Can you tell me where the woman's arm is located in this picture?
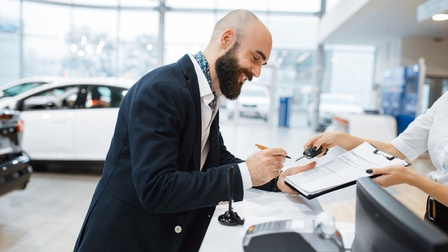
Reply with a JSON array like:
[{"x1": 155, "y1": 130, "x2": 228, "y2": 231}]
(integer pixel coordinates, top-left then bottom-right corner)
[
  {"x1": 305, "y1": 131, "x2": 407, "y2": 160},
  {"x1": 370, "y1": 166, "x2": 448, "y2": 207}
]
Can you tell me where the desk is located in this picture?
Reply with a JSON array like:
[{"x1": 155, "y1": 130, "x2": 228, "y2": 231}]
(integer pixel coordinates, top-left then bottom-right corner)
[
  {"x1": 199, "y1": 188, "x2": 325, "y2": 252},
  {"x1": 329, "y1": 113, "x2": 397, "y2": 142}
]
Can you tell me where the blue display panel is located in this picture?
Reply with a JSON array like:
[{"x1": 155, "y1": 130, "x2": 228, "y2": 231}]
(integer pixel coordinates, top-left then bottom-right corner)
[{"x1": 381, "y1": 63, "x2": 421, "y2": 134}]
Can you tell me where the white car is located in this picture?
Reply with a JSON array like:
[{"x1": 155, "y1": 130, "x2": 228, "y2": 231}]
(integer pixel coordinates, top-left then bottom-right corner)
[
  {"x1": 226, "y1": 84, "x2": 270, "y2": 121},
  {"x1": 0, "y1": 77, "x2": 136, "y2": 170},
  {"x1": 307, "y1": 93, "x2": 364, "y2": 129}
]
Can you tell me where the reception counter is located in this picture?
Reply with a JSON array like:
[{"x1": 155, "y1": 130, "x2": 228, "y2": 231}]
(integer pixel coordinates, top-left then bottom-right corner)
[{"x1": 199, "y1": 188, "x2": 353, "y2": 251}]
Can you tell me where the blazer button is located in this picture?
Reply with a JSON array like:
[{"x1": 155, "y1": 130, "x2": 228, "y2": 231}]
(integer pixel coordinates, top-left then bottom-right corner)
[{"x1": 174, "y1": 225, "x2": 182, "y2": 233}]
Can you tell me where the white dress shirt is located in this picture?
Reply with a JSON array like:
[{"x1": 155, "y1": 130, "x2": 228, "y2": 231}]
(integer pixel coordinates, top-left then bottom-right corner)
[
  {"x1": 188, "y1": 54, "x2": 253, "y2": 189},
  {"x1": 391, "y1": 91, "x2": 448, "y2": 185}
]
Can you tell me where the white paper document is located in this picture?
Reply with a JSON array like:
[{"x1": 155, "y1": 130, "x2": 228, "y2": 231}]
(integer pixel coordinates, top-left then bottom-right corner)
[{"x1": 285, "y1": 142, "x2": 410, "y2": 199}]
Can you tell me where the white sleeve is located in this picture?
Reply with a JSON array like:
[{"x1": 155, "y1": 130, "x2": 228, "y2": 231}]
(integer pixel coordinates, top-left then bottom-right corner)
[
  {"x1": 237, "y1": 162, "x2": 253, "y2": 190},
  {"x1": 391, "y1": 93, "x2": 441, "y2": 161}
]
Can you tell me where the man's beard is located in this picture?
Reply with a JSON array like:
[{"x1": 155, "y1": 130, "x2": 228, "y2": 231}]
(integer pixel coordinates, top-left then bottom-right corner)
[{"x1": 215, "y1": 43, "x2": 253, "y2": 100}]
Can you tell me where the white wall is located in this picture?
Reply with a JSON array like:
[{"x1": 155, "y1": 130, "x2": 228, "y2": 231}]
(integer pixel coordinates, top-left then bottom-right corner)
[
  {"x1": 401, "y1": 38, "x2": 448, "y2": 77},
  {"x1": 373, "y1": 37, "x2": 448, "y2": 87},
  {"x1": 318, "y1": 0, "x2": 370, "y2": 43},
  {"x1": 373, "y1": 38, "x2": 402, "y2": 84}
]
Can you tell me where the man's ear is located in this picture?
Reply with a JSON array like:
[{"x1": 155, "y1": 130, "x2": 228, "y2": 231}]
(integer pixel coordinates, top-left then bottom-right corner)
[{"x1": 220, "y1": 28, "x2": 235, "y2": 49}]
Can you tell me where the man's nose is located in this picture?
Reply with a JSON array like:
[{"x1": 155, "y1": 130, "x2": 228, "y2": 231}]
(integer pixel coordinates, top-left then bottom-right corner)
[{"x1": 252, "y1": 65, "x2": 261, "y2": 78}]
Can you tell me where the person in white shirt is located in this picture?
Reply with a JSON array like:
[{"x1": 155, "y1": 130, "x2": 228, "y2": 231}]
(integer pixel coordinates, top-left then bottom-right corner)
[{"x1": 304, "y1": 91, "x2": 448, "y2": 234}]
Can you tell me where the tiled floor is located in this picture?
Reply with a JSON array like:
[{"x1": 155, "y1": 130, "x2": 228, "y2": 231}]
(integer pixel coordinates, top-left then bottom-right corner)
[
  {"x1": 0, "y1": 173, "x2": 100, "y2": 252},
  {"x1": 0, "y1": 110, "x2": 435, "y2": 251}
]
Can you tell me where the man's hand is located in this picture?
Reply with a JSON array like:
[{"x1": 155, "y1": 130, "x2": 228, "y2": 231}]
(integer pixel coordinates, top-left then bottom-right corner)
[
  {"x1": 246, "y1": 147, "x2": 288, "y2": 186},
  {"x1": 277, "y1": 161, "x2": 317, "y2": 194}
]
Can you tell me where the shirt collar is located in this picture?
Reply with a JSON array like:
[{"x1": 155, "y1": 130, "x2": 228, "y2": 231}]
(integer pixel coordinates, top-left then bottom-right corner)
[
  {"x1": 188, "y1": 54, "x2": 214, "y2": 102},
  {"x1": 193, "y1": 51, "x2": 212, "y2": 88}
]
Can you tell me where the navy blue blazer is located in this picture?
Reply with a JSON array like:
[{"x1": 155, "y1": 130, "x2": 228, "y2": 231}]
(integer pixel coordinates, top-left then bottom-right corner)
[{"x1": 74, "y1": 55, "x2": 249, "y2": 252}]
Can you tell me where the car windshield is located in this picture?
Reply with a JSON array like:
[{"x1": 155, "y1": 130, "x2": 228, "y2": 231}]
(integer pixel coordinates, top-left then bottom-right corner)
[{"x1": 2, "y1": 82, "x2": 49, "y2": 97}]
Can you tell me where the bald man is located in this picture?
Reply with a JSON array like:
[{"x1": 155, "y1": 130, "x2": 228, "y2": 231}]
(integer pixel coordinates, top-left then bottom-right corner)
[{"x1": 74, "y1": 9, "x2": 315, "y2": 252}]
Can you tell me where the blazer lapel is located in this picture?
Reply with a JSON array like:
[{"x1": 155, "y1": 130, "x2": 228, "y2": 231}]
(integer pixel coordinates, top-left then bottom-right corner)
[
  {"x1": 178, "y1": 55, "x2": 202, "y2": 171},
  {"x1": 205, "y1": 113, "x2": 220, "y2": 168}
]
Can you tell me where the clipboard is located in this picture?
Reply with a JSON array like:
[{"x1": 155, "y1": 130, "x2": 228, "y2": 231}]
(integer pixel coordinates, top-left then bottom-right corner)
[{"x1": 285, "y1": 142, "x2": 411, "y2": 199}]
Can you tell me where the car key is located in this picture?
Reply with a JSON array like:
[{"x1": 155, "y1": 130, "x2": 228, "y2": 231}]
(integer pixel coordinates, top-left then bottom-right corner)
[{"x1": 295, "y1": 146, "x2": 327, "y2": 162}]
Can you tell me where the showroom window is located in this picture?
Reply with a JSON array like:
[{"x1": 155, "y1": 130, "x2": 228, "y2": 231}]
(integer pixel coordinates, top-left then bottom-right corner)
[
  {"x1": 0, "y1": 0, "x2": 21, "y2": 84},
  {"x1": 22, "y1": 2, "x2": 70, "y2": 77},
  {"x1": 118, "y1": 10, "x2": 159, "y2": 79},
  {"x1": 0, "y1": 0, "x2": 377, "y2": 113}
]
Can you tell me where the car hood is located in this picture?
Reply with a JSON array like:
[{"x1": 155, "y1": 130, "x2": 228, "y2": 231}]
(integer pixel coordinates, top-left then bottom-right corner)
[{"x1": 0, "y1": 97, "x2": 16, "y2": 110}]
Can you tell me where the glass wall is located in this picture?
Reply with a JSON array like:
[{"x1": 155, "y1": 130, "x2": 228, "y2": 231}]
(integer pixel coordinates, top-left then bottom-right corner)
[
  {"x1": 0, "y1": 0, "x2": 160, "y2": 81},
  {"x1": 22, "y1": 2, "x2": 71, "y2": 76},
  {"x1": 0, "y1": 0, "x2": 20, "y2": 84},
  {"x1": 164, "y1": 11, "x2": 215, "y2": 65},
  {"x1": 118, "y1": 10, "x2": 158, "y2": 78},
  {"x1": 324, "y1": 45, "x2": 376, "y2": 109},
  {"x1": 0, "y1": 0, "x2": 376, "y2": 113},
  {"x1": 267, "y1": 15, "x2": 319, "y2": 109}
]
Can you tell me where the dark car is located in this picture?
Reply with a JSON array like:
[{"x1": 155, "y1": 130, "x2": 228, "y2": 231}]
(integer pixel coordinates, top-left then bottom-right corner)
[{"x1": 0, "y1": 109, "x2": 32, "y2": 196}]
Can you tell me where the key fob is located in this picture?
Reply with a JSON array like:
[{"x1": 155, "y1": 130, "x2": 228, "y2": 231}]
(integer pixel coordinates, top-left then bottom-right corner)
[{"x1": 303, "y1": 146, "x2": 324, "y2": 159}]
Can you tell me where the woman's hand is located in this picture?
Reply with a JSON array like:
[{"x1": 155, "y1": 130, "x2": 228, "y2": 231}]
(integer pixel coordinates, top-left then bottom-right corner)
[
  {"x1": 303, "y1": 132, "x2": 341, "y2": 158},
  {"x1": 367, "y1": 165, "x2": 417, "y2": 187},
  {"x1": 303, "y1": 131, "x2": 367, "y2": 156}
]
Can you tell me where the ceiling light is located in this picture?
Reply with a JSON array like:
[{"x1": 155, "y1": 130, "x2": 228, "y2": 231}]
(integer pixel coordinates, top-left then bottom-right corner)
[
  {"x1": 432, "y1": 13, "x2": 448, "y2": 21},
  {"x1": 417, "y1": 0, "x2": 448, "y2": 22}
]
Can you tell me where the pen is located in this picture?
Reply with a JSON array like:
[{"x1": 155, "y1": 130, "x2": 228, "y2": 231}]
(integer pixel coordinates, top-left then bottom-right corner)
[{"x1": 255, "y1": 144, "x2": 291, "y2": 159}]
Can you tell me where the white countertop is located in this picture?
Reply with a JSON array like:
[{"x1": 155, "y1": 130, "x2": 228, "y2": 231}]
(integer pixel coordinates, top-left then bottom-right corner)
[{"x1": 199, "y1": 188, "x2": 326, "y2": 252}]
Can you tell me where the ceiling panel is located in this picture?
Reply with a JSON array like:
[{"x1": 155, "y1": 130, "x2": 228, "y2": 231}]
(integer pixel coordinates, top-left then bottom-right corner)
[{"x1": 319, "y1": 0, "x2": 448, "y2": 45}]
